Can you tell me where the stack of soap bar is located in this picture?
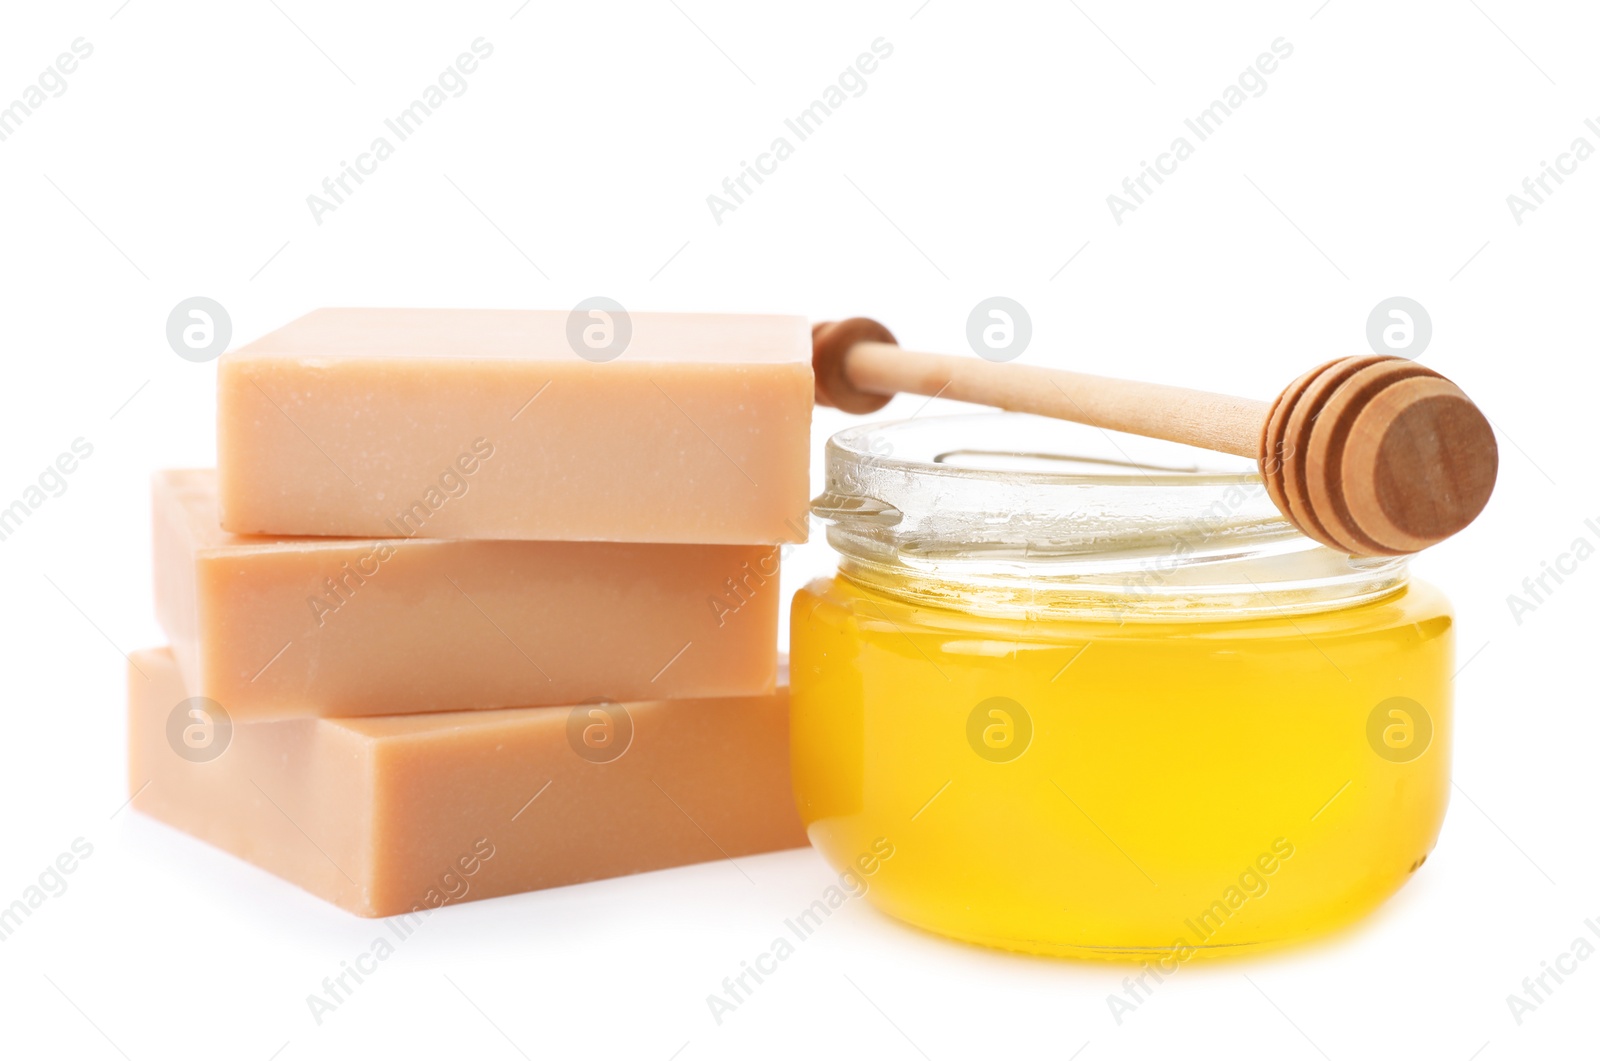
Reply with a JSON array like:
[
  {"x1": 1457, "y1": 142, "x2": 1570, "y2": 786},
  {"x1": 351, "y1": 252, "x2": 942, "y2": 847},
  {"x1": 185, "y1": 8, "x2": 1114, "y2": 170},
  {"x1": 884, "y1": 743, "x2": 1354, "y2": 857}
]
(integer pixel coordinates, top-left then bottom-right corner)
[
  {"x1": 128, "y1": 649, "x2": 805, "y2": 917},
  {"x1": 134, "y1": 308, "x2": 815, "y2": 914},
  {"x1": 154, "y1": 469, "x2": 779, "y2": 716},
  {"x1": 216, "y1": 308, "x2": 813, "y2": 543}
]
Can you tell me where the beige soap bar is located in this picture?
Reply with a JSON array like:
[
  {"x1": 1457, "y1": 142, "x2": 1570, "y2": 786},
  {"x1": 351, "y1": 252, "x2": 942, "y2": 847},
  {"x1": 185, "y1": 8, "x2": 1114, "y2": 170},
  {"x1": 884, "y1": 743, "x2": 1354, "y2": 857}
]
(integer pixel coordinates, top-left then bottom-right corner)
[
  {"x1": 128, "y1": 648, "x2": 807, "y2": 917},
  {"x1": 216, "y1": 308, "x2": 813, "y2": 544},
  {"x1": 155, "y1": 469, "x2": 779, "y2": 718}
]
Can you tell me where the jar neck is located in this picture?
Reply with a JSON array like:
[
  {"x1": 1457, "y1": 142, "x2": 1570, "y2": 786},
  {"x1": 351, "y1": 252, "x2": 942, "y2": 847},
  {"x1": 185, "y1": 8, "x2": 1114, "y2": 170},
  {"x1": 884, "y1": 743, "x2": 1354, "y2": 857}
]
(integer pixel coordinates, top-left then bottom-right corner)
[
  {"x1": 825, "y1": 520, "x2": 1410, "y2": 622},
  {"x1": 816, "y1": 413, "x2": 1411, "y2": 621}
]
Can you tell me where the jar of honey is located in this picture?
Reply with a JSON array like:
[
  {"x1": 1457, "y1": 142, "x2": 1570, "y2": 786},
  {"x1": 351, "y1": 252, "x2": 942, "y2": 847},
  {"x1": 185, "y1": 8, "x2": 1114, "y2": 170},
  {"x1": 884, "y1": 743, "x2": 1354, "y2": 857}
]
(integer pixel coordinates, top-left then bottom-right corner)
[{"x1": 789, "y1": 414, "x2": 1452, "y2": 959}]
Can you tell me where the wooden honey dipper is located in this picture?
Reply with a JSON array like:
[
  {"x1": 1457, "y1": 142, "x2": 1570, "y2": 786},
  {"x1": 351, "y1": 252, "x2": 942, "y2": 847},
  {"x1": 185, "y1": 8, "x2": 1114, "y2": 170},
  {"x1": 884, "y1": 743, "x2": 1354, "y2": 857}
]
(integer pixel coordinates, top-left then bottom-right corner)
[{"x1": 811, "y1": 317, "x2": 1498, "y2": 556}]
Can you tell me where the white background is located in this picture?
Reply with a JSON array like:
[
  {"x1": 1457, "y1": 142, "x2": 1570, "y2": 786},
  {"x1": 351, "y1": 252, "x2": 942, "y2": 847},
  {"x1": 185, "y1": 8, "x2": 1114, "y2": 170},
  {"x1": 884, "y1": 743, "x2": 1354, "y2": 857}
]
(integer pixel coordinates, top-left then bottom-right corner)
[{"x1": 0, "y1": 1, "x2": 1595, "y2": 1058}]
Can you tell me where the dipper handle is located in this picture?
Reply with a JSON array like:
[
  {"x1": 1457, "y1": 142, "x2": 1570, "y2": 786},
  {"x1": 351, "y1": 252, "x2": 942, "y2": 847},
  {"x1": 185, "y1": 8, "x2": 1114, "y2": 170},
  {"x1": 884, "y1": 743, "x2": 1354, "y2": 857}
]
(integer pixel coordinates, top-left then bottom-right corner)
[{"x1": 811, "y1": 318, "x2": 1498, "y2": 556}]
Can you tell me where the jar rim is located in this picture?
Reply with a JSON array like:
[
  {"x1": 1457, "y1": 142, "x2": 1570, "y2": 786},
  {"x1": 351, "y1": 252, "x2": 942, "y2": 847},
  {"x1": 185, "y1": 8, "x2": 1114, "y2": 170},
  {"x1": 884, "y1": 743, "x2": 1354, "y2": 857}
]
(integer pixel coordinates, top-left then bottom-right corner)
[{"x1": 814, "y1": 413, "x2": 1408, "y2": 620}]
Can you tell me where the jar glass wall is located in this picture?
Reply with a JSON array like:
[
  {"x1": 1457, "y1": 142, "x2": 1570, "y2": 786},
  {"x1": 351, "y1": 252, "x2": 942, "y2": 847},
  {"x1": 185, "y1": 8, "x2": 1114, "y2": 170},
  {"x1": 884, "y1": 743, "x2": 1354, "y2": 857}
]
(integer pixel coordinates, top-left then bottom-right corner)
[{"x1": 789, "y1": 415, "x2": 1452, "y2": 960}]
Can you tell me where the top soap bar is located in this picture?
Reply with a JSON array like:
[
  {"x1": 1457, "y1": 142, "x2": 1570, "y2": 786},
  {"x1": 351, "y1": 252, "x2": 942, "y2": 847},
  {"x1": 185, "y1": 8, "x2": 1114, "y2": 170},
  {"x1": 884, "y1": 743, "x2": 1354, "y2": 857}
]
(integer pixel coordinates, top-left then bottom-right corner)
[{"x1": 217, "y1": 309, "x2": 813, "y2": 544}]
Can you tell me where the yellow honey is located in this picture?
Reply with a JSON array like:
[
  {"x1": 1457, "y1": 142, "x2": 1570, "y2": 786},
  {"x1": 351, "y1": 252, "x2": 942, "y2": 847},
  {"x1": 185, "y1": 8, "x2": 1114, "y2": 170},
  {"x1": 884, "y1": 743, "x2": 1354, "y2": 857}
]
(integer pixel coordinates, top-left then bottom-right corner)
[{"x1": 789, "y1": 414, "x2": 1453, "y2": 960}]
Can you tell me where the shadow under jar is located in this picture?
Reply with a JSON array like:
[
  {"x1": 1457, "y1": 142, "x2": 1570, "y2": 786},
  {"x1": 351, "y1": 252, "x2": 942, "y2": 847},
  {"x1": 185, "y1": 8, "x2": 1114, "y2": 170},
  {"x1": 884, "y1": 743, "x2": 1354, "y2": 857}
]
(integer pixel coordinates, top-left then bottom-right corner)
[{"x1": 789, "y1": 414, "x2": 1452, "y2": 960}]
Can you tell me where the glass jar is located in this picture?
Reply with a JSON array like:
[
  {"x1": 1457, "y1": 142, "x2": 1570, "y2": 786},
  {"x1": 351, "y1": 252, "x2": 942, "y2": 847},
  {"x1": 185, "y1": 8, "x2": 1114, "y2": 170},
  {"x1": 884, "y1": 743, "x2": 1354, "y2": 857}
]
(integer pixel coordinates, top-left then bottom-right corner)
[{"x1": 789, "y1": 414, "x2": 1452, "y2": 960}]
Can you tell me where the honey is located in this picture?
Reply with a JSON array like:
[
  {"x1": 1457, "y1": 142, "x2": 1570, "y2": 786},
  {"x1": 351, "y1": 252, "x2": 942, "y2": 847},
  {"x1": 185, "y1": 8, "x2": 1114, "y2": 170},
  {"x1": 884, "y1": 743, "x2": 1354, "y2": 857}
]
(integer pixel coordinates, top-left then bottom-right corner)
[{"x1": 788, "y1": 414, "x2": 1453, "y2": 959}]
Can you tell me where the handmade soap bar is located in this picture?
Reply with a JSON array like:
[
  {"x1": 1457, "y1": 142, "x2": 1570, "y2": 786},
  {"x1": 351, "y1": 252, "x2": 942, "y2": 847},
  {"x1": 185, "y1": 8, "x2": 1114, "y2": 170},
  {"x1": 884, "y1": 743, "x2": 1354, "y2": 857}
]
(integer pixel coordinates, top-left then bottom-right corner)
[
  {"x1": 154, "y1": 469, "x2": 779, "y2": 717},
  {"x1": 216, "y1": 308, "x2": 813, "y2": 544},
  {"x1": 128, "y1": 648, "x2": 806, "y2": 917}
]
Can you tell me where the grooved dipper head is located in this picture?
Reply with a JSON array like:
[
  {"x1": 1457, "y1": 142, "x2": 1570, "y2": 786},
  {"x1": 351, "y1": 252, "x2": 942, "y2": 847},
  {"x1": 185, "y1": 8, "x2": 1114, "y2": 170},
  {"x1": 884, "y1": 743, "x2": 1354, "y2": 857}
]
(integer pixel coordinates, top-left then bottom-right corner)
[{"x1": 1260, "y1": 356, "x2": 1498, "y2": 555}]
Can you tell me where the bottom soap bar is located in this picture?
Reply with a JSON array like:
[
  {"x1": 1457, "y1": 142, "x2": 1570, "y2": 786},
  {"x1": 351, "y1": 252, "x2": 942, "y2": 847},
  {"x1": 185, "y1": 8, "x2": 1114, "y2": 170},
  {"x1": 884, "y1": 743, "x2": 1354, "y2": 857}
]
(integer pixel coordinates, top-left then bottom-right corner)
[{"x1": 127, "y1": 647, "x2": 807, "y2": 917}]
